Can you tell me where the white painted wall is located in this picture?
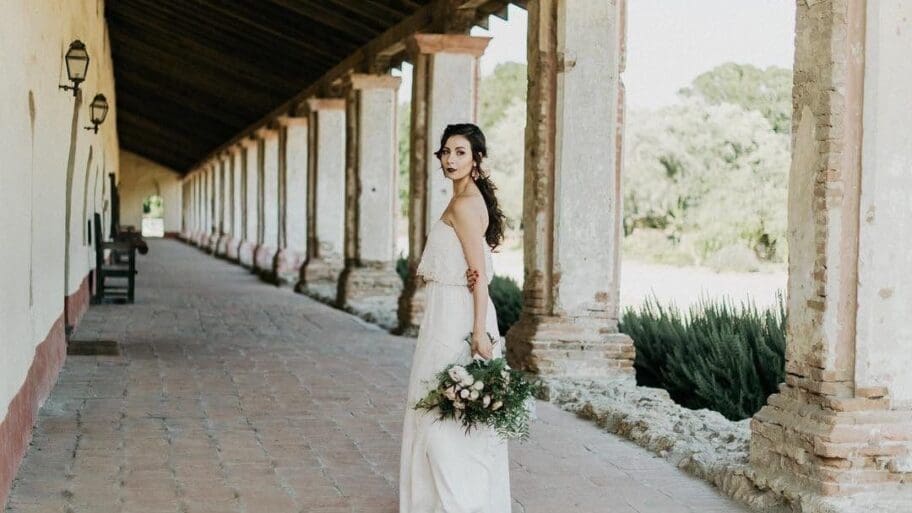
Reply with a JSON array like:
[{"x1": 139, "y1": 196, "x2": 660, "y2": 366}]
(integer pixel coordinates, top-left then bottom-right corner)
[
  {"x1": 0, "y1": 0, "x2": 119, "y2": 424},
  {"x1": 357, "y1": 87, "x2": 398, "y2": 263},
  {"x1": 118, "y1": 150, "x2": 182, "y2": 235},
  {"x1": 856, "y1": 1, "x2": 912, "y2": 408}
]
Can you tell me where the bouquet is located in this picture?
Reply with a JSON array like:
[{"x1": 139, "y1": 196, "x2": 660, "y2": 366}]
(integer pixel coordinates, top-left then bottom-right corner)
[{"x1": 414, "y1": 334, "x2": 539, "y2": 441}]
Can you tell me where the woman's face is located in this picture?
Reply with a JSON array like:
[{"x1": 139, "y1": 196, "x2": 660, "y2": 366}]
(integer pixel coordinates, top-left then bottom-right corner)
[{"x1": 438, "y1": 135, "x2": 474, "y2": 181}]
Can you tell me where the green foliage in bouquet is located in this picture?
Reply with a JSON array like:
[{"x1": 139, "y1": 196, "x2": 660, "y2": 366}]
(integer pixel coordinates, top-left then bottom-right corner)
[
  {"x1": 620, "y1": 294, "x2": 786, "y2": 421},
  {"x1": 414, "y1": 338, "x2": 540, "y2": 440}
]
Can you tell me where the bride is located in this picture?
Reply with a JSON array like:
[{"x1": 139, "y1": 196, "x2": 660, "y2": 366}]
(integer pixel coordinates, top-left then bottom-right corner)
[{"x1": 399, "y1": 123, "x2": 511, "y2": 513}]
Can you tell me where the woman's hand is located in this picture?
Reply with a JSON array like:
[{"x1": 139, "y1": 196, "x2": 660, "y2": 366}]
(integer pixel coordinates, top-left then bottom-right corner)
[
  {"x1": 465, "y1": 268, "x2": 480, "y2": 291},
  {"x1": 471, "y1": 332, "x2": 494, "y2": 360}
]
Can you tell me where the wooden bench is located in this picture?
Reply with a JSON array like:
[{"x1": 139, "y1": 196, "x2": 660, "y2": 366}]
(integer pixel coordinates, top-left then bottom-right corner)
[{"x1": 92, "y1": 212, "x2": 137, "y2": 304}]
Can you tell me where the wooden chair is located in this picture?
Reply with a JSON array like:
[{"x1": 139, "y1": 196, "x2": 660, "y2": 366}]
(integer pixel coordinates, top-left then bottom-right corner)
[{"x1": 92, "y1": 212, "x2": 137, "y2": 304}]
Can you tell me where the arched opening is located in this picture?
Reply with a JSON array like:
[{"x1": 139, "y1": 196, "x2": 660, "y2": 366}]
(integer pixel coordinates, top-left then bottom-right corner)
[{"x1": 141, "y1": 194, "x2": 164, "y2": 237}]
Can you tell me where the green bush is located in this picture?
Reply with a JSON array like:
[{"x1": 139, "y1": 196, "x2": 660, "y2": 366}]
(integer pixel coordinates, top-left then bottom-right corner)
[
  {"x1": 620, "y1": 294, "x2": 786, "y2": 421},
  {"x1": 394, "y1": 257, "x2": 522, "y2": 336},
  {"x1": 489, "y1": 275, "x2": 522, "y2": 336}
]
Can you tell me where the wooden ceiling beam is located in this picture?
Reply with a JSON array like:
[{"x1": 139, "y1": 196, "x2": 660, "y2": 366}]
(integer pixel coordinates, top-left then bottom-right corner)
[
  {"x1": 107, "y1": 9, "x2": 320, "y2": 82},
  {"x1": 264, "y1": 0, "x2": 385, "y2": 40}
]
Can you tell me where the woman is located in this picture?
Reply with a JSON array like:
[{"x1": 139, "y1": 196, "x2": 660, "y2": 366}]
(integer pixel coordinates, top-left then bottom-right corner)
[{"x1": 399, "y1": 123, "x2": 511, "y2": 513}]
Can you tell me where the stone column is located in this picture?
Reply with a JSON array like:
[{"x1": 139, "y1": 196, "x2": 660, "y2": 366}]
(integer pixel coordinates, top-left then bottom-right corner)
[
  {"x1": 239, "y1": 137, "x2": 259, "y2": 268},
  {"x1": 226, "y1": 145, "x2": 244, "y2": 261},
  {"x1": 336, "y1": 74, "x2": 403, "y2": 328},
  {"x1": 396, "y1": 33, "x2": 491, "y2": 335},
  {"x1": 274, "y1": 115, "x2": 309, "y2": 286},
  {"x1": 254, "y1": 127, "x2": 280, "y2": 274},
  {"x1": 297, "y1": 98, "x2": 346, "y2": 301},
  {"x1": 505, "y1": 0, "x2": 634, "y2": 377},
  {"x1": 749, "y1": 1, "x2": 912, "y2": 505}
]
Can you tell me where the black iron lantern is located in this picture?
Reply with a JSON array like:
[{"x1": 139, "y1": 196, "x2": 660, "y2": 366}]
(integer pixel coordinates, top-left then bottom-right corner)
[
  {"x1": 84, "y1": 94, "x2": 108, "y2": 133},
  {"x1": 59, "y1": 40, "x2": 90, "y2": 96}
]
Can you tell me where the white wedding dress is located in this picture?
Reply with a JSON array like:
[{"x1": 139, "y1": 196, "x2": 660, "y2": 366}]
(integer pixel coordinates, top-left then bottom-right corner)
[{"x1": 399, "y1": 219, "x2": 511, "y2": 513}]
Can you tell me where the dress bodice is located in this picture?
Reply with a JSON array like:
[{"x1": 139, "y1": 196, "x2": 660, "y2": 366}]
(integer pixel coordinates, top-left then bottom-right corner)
[{"x1": 416, "y1": 220, "x2": 494, "y2": 286}]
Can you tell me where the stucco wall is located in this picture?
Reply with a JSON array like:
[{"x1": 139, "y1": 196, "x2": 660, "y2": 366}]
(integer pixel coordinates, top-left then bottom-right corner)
[
  {"x1": 118, "y1": 150, "x2": 182, "y2": 234},
  {"x1": 0, "y1": 0, "x2": 119, "y2": 431}
]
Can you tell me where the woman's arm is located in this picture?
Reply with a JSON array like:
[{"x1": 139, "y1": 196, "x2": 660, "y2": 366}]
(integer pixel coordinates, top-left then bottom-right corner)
[{"x1": 449, "y1": 197, "x2": 493, "y2": 359}]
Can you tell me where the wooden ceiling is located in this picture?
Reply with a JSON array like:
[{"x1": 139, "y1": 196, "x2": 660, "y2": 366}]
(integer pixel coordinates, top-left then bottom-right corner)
[{"x1": 106, "y1": 0, "x2": 437, "y2": 172}]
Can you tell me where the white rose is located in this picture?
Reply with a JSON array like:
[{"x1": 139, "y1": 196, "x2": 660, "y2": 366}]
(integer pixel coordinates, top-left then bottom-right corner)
[
  {"x1": 482, "y1": 395, "x2": 491, "y2": 407},
  {"x1": 472, "y1": 381, "x2": 484, "y2": 391},
  {"x1": 491, "y1": 400, "x2": 503, "y2": 411},
  {"x1": 459, "y1": 388, "x2": 470, "y2": 399},
  {"x1": 444, "y1": 386, "x2": 457, "y2": 401},
  {"x1": 454, "y1": 400, "x2": 465, "y2": 409},
  {"x1": 448, "y1": 366, "x2": 467, "y2": 382},
  {"x1": 469, "y1": 390, "x2": 480, "y2": 400},
  {"x1": 500, "y1": 369, "x2": 509, "y2": 379},
  {"x1": 460, "y1": 375, "x2": 475, "y2": 387}
]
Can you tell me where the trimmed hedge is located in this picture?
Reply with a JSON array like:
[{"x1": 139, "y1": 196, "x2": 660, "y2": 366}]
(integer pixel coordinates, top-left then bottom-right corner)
[{"x1": 620, "y1": 295, "x2": 786, "y2": 421}]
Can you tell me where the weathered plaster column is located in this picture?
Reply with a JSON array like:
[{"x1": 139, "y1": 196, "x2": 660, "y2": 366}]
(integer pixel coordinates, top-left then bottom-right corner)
[
  {"x1": 239, "y1": 137, "x2": 259, "y2": 268},
  {"x1": 336, "y1": 74, "x2": 403, "y2": 327},
  {"x1": 226, "y1": 145, "x2": 244, "y2": 261},
  {"x1": 196, "y1": 172, "x2": 205, "y2": 246},
  {"x1": 505, "y1": 0, "x2": 634, "y2": 377},
  {"x1": 254, "y1": 127, "x2": 280, "y2": 274},
  {"x1": 396, "y1": 33, "x2": 491, "y2": 334},
  {"x1": 204, "y1": 164, "x2": 215, "y2": 250},
  {"x1": 297, "y1": 98, "x2": 346, "y2": 301},
  {"x1": 749, "y1": 1, "x2": 912, "y2": 507},
  {"x1": 207, "y1": 160, "x2": 222, "y2": 253},
  {"x1": 215, "y1": 154, "x2": 231, "y2": 256},
  {"x1": 274, "y1": 115, "x2": 309, "y2": 286}
]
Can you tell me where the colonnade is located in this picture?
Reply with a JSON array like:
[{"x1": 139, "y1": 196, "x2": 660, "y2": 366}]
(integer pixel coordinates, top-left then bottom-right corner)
[{"x1": 179, "y1": 1, "x2": 912, "y2": 506}]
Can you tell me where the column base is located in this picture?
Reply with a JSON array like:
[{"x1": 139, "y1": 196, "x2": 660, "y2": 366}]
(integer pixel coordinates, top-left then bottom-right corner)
[
  {"x1": 238, "y1": 240, "x2": 256, "y2": 268},
  {"x1": 274, "y1": 248, "x2": 305, "y2": 288},
  {"x1": 254, "y1": 245, "x2": 277, "y2": 276},
  {"x1": 394, "y1": 272, "x2": 426, "y2": 336},
  {"x1": 224, "y1": 236, "x2": 240, "y2": 261},
  {"x1": 296, "y1": 257, "x2": 343, "y2": 303},
  {"x1": 750, "y1": 383, "x2": 912, "y2": 503},
  {"x1": 505, "y1": 313, "x2": 635, "y2": 378},
  {"x1": 206, "y1": 233, "x2": 219, "y2": 254},
  {"x1": 337, "y1": 263, "x2": 403, "y2": 330},
  {"x1": 215, "y1": 234, "x2": 230, "y2": 257}
]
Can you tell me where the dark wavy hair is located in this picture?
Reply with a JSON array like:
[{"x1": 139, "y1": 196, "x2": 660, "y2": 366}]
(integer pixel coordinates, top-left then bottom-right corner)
[{"x1": 435, "y1": 123, "x2": 506, "y2": 250}]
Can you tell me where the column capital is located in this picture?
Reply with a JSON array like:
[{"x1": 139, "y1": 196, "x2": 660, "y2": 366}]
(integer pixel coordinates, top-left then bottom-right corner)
[
  {"x1": 306, "y1": 97, "x2": 346, "y2": 112},
  {"x1": 254, "y1": 127, "x2": 279, "y2": 140},
  {"x1": 230, "y1": 142, "x2": 246, "y2": 153},
  {"x1": 345, "y1": 73, "x2": 402, "y2": 91},
  {"x1": 275, "y1": 114, "x2": 309, "y2": 127},
  {"x1": 407, "y1": 33, "x2": 491, "y2": 58},
  {"x1": 240, "y1": 136, "x2": 258, "y2": 149}
]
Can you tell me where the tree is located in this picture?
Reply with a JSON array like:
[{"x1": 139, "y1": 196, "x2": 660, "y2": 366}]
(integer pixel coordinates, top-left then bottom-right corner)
[{"x1": 679, "y1": 63, "x2": 792, "y2": 133}]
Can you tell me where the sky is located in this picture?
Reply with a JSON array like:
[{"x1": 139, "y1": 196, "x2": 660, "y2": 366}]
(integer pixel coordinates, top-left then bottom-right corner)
[{"x1": 396, "y1": 1, "x2": 795, "y2": 110}]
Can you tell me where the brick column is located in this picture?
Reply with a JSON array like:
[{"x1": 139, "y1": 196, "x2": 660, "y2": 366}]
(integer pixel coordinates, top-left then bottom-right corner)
[
  {"x1": 254, "y1": 127, "x2": 280, "y2": 274},
  {"x1": 396, "y1": 33, "x2": 491, "y2": 335},
  {"x1": 226, "y1": 144, "x2": 245, "y2": 261},
  {"x1": 505, "y1": 0, "x2": 634, "y2": 377},
  {"x1": 297, "y1": 98, "x2": 346, "y2": 301},
  {"x1": 239, "y1": 137, "x2": 259, "y2": 268},
  {"x1": 274, "y1": 115, "x2": 309, "y2": 286},
  {"x1": 336, "y1": 74, "x2": 403, "y2": 327},
  {"x1": 750, "y1": 0, "x2": 912, "y2": 504}
]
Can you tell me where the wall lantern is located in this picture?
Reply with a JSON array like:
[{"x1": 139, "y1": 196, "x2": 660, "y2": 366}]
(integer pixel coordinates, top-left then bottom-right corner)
[
  {"x1": 84, "y1": 94, "x2": 108, "y2": 133},
  {"x1": 59, "y1": 40, "x2": 90, "y2": 96}
]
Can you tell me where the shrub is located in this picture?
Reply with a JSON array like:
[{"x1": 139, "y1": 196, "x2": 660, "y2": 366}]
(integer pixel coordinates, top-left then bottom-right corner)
[
  {"x1": 489, "y1": 275, "x2": 523, "y2": 336},
  {"x1": 620, "y1": 294, "x2": 786, "y2": 420},
  {"x1": 396, "y1": 255, "x2": 408, "y2": 282}
]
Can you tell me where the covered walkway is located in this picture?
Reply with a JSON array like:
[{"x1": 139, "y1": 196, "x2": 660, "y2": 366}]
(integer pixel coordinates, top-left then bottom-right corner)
[{"x1": 5, "y1": 240, "x2": 748, "y2": 513}]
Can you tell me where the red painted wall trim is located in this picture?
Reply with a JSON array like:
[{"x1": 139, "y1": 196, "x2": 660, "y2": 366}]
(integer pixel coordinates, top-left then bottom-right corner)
[
  {"x1": 64, "y1": 273, "x2": 91, "y2": 331},
  {"x1": 0, "y1": 314, "x2": 66, "y2": 507}
]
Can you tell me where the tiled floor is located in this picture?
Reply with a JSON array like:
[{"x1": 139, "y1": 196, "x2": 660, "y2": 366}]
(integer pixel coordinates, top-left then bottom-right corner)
[{"x1": 5, "y1": 239, "x2": 751, "y2": 513}]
